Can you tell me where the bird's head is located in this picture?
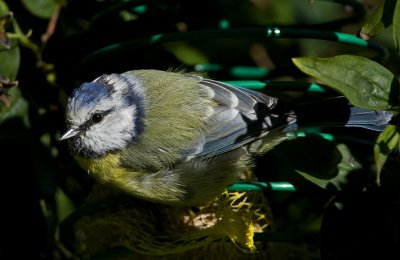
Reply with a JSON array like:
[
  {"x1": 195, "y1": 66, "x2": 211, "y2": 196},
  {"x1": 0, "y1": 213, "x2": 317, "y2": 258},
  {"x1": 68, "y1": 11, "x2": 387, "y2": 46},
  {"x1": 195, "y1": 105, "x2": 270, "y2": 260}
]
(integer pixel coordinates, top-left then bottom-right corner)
[{"x1": 60, "y1": 74, "x2": 147, "y2": 158}]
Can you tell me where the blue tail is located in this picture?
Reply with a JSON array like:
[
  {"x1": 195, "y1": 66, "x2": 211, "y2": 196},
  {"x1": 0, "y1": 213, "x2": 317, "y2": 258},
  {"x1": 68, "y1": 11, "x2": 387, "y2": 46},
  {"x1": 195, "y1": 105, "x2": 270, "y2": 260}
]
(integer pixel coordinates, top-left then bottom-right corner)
[{"x1": 284, "y1": 97, "x2": 392, "y2": 132}]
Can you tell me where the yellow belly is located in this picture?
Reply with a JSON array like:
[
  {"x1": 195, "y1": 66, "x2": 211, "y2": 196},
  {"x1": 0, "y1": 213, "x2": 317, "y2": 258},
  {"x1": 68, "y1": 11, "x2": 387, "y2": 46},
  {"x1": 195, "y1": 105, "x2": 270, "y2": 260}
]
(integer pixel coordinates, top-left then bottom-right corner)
[
  {"x1": 75, "y1": 153, "x2": 188, "y2": 204},
  {"x1": 76, "y1": 153, "x2": 124, "y2": 183},
  {"x1": 74, "y1": 151, "x2": 249, "y2": 205}
]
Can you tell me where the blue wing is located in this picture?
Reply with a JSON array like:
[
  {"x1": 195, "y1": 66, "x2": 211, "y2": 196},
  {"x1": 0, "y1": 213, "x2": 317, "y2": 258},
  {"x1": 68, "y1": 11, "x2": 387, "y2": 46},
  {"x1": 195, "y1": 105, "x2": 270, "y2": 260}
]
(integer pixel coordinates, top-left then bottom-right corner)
[
  {"x1": 193, "y1": 78, "x2": 295, "y2": 158},
  {"x1": 185, "y1": 77, "x2": 392, "y2": 159}
]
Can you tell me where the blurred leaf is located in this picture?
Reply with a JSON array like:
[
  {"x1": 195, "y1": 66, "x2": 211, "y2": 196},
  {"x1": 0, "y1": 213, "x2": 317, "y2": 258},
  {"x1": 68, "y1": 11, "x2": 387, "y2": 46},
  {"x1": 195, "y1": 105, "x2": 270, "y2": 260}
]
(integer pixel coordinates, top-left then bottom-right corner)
[
  {"x1": 292, "y1": 55, "x2": 400, "y2": 110},
  {"x1": 297, "y1": 143, "x2": 362, "y2": 190},
  {"x1": 0, "y1": 1, "x2": 10, "y2": 16},
  {"x1": 56, "y1": 188, "x2": 76, "y2": 222},
  {"x1": 374, "y1": 125, "x2": 400, "y2": 185},
  {"x1": 0, "y1": 39, "x2": 20, "y2": 80},
  {"x1": 0, "y1": 37, "x2": 20, "y2": 110},
  {"x1": 0, "y1": 87, "x2": 29, "y2": 127},
  {"x1": 0, "y1": 37, "x2": 21, "y2": 119},
  {"x1": 0, "y1": 12, "x2": 12, "y2": 49},
  {"x1": 164, "y1": 42, "x2": 209, "y2": 66},
  {"x1": 0, "y1": 75, "x2": 18, "y2": 107},
  {"x1": 278, "y1": 134, "x2": 342, "y2": 180},
  {"x1": 393, "y1": 0, "x2": 400, "y2": 52},
  {"x1": 360, "y1": 0, "x2": 397, "y2": 40},
  {"x1": 21, "y1": 0, "x2": 57, "y2": 19}
]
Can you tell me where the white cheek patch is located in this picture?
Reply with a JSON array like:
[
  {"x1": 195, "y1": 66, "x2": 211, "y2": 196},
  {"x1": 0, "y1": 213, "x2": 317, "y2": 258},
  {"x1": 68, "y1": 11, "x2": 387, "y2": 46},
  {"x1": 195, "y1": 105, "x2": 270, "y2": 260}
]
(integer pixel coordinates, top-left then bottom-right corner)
[
  {"x1": 85, "y1": 105, "x2": 137, "y2": 154},
  {"x1": 105, "y1": 106, "x2": 137, "y2": 137}
]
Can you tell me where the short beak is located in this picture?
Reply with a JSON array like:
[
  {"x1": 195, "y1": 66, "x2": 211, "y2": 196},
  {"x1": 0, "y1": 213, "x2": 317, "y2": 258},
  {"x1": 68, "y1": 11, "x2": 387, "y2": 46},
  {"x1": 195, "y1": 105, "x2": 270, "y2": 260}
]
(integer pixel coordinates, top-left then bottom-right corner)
[{"x1": 60, "y1": 128, "x2": 80, "y2": 141}]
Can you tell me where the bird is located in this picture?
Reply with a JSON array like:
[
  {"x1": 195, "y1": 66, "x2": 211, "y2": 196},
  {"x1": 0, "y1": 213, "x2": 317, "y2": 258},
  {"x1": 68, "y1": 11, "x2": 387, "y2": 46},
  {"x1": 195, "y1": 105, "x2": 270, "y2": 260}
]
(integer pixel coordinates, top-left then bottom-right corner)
[{"x1": 60, "y1": 69, "x2": 392, "y2": 206}]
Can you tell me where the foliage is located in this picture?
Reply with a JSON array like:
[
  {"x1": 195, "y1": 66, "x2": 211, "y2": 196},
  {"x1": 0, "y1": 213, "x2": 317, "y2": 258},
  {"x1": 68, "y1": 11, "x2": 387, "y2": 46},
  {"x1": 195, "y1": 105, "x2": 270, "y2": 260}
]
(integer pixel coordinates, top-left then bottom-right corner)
[{"x1": 293, "y1": 0, "x2": 400, "y2": 186}]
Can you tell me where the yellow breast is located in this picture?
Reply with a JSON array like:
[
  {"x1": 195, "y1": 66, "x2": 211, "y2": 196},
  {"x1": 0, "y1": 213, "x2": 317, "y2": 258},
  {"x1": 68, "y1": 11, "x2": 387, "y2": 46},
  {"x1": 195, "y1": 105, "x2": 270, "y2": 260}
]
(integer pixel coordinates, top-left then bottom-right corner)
[
  {"x1": 75, "y1": 153, "x2": 184, "y2": 203},
  {"x1": 76, "y1": 153, "x2": 126, "y2": 183}
]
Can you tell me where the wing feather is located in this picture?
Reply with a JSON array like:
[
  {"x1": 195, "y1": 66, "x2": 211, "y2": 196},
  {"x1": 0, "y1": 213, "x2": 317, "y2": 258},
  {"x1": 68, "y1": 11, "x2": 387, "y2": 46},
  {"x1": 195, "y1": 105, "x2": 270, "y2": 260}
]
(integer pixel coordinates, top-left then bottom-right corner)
[{"x1": 192, "y1": 78, "x2": 292, "y2": 158}]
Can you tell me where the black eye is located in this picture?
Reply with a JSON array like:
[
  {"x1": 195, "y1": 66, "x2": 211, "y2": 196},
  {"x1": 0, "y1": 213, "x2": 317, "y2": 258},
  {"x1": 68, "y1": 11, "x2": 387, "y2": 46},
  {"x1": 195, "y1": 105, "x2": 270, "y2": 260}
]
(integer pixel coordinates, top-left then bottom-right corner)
[{"x1": 91, "y1": 113, "x2": 104, "y2": 123}]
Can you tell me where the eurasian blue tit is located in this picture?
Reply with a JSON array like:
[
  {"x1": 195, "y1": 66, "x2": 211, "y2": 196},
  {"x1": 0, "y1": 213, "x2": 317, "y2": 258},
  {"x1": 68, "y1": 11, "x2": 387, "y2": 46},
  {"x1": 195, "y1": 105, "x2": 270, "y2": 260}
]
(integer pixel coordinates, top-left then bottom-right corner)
[{"x1": 60, "y1": 70, "x2": 392, "y2": 205}]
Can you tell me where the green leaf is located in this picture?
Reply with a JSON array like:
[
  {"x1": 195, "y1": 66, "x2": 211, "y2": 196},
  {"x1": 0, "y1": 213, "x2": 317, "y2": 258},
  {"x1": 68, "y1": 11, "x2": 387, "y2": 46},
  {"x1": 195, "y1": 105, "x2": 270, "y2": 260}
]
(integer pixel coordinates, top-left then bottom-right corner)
[
  {"x1": 0, "y1": 36, "x2": 26, "y2": 125},
  {"x1": 276, "y1": 134, "x2": 343, "y2": 180},
  {"x1": 393, "y1": 0, "x2": 400, "y2": 52},
  {"x1": 0, "y1": 12, "x2": 12, "y2": 49},
  {"x1": 360, "y1": 0, "x2": 397, "y2": 39},
  {"x1": 21, "y1": 0, "x2": 57, "y2": 19},
  {"x1": 0, "y1": 87, "x2": 29, "y2": 126},
  {"x1": 297, "y1": 143, "x2": 362, "y2": 190},
  {"x1": 0, "y1": 1, "x2": 10, "y2": 16},
  {"x1": 0, "y1": 38, "x2": 21, "y2": 119},
  {"x1": 374, "y1": 125, "x2": 400, "y2": 185},
  {"x1": 0, "y1": 41, "x2": 19, "y2": 81},
  {"x1": 292, "y1": 55, "x2": 400, "y2": 110}
]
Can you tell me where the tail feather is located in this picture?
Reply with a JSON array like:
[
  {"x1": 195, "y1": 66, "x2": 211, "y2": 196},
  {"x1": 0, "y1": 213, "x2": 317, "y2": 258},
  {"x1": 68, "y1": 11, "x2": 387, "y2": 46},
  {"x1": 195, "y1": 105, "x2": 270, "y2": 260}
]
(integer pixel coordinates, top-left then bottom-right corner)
[
  {"x1": 283, "y1": 97, "x2": 392, "y2": 132},
  {"x1": 342, "y1": 107, "x2": 392, "y2": 130}
]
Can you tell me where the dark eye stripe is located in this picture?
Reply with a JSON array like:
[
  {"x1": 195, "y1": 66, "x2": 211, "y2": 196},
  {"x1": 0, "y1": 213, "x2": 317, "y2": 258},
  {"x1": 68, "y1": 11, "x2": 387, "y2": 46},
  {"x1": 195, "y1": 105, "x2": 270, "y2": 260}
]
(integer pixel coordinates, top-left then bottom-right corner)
[{"x1": 79, "y1": 109, "x2": 113, "y2": 131}]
